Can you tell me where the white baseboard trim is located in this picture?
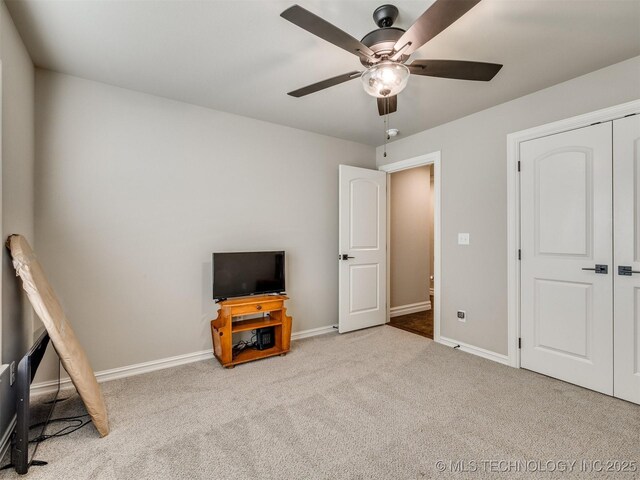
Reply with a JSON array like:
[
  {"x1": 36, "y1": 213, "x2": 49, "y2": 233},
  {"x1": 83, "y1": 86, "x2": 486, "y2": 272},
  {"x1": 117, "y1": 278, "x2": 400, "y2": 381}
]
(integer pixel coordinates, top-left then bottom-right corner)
[
  {"x1": 0, "y1": 415, "x2": 16, "y2": 463},
  {"x1": 31, "y1": 349, "x2": 215, "y2": 396},
  {"x1": 291, "y1": 324, "x2": 337, "y2": 340},
  {"x1": 438, "y1": 336, "x2": 510, "y2": 366},
  {"x1": 390, "y1": 301, "x2": 431, "y2": 318},
  {"x1": 31, "y1": 323, "x2": 338, "y2": 396}
]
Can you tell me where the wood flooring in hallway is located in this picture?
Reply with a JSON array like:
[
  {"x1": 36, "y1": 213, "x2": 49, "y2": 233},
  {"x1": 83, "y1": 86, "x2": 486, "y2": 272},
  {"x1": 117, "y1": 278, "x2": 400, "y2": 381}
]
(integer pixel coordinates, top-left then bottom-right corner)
[{"x1": 388, "y1": 305, "x2": 433, "y2": 339}]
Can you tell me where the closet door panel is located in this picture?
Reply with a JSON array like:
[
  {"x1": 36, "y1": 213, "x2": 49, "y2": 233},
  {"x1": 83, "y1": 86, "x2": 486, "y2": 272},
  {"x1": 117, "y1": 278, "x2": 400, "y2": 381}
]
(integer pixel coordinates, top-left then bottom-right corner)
[
  {"x1": 520, "y1": 122, "x2": 613, "y2": 395},
  {"x1": 613, "y1": 114, "x2": 640, "y2": 405}
]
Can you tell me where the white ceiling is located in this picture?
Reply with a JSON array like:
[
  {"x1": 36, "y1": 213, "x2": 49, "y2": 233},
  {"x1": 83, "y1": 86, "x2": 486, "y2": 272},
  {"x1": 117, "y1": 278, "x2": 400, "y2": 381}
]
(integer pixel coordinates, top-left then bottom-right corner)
[{"x1": 6, "y1": 0, "x2": 640, "y2": 146}]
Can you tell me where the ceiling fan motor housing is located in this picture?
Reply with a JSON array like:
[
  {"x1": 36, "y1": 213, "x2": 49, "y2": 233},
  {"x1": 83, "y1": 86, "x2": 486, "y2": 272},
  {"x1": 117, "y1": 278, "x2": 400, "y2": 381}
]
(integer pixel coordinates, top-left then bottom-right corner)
[
  {"x1": 360, "y1": 5, "x2": 408, "y2": 66},
  {"x1": 360, "y1": 27, "x2": 408, "y2": 66}
]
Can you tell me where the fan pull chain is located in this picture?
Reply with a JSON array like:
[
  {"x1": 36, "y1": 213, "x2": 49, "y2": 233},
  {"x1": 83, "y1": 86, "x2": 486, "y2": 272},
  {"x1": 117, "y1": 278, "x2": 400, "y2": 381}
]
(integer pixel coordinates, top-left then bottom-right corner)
[{"x1": 383, "y1": 114, "x2": 389, "y2": 158}]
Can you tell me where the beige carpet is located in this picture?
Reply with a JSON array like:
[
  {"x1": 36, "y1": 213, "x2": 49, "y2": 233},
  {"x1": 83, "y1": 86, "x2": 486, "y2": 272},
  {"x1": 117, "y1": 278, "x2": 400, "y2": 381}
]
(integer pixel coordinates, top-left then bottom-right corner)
[{"x1": 2, "y1": 326, "x2": 639, "y2": 479}]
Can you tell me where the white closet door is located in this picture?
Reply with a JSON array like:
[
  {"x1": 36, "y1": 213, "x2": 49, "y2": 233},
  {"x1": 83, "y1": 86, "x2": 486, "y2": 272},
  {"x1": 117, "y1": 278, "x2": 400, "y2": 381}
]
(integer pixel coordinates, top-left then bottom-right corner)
[
  {"x1": 613, "y1": 114, "x2": 640, "y2": 404},
  {"x1": 520, "y1": 122, "x2": 613, "y2": 395}
]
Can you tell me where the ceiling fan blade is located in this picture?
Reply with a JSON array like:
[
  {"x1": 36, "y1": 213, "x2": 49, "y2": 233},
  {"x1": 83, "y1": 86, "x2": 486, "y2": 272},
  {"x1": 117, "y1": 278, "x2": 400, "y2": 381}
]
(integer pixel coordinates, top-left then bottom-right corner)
[
  {"x1": 288, "y1": 71, "x2": 362, "y2": 98},
  {"x1": 393, "y1": 0, "x2": 482, "y2": 56},
  {"x1": 408, "y1": 59, "x2": 502, "y2": 81},
  {"x1": 281, "y1": 5, "x2": 376, "y2": 61},
  {"x1": 377, "y1": 95, "x2": 397, "y2": 116}
]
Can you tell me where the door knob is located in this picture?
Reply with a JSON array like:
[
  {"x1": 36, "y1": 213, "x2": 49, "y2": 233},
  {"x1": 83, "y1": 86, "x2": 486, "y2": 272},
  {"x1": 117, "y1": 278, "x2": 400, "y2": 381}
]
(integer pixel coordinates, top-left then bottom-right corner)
[
  {"x1": 581, "y1": 264, "x2": 608, "y2": 274},
  {"x1": 618, "y1": 266, "x2": 640, "y2": 276},
  {"x1": 340, "y1": 254, "x2": 355, "y2": 260}
]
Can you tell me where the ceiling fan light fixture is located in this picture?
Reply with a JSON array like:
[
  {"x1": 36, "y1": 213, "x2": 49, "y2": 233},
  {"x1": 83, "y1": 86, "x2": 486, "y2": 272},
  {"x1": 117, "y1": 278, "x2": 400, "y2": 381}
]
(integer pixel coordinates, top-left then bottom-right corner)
[{"x1": 361, "y1": 61, "x2": 410, "y2": 98}]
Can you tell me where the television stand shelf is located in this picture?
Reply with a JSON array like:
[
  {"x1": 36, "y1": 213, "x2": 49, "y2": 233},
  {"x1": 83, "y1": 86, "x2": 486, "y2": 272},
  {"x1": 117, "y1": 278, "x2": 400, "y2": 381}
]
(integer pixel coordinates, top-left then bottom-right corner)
[{"x1": 210, "y1": 295, "x2": 292, "y2": 368}]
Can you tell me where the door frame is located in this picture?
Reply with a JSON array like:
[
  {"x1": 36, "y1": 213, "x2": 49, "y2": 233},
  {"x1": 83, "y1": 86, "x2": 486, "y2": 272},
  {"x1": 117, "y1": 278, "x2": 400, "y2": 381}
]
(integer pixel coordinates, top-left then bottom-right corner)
[
  {"x1": 506, "y1": 99, "x2": 640, "y2": 368},
  {"x1": 379, "y1": 151, "x2": 441, "y2": 342}
]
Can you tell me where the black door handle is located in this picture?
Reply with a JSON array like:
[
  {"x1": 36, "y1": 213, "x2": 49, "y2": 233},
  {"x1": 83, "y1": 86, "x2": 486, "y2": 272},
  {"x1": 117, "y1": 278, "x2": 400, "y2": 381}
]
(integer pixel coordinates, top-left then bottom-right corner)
[
  {"x1": 582, "y1": 264, "x2": 608, "y2": 274},
  {"x1": 340, "y1": 254, "x2": 355, "y2": 260},
  {"x1": 619, "y1": 266, "x2": 640, "y2": 276}
]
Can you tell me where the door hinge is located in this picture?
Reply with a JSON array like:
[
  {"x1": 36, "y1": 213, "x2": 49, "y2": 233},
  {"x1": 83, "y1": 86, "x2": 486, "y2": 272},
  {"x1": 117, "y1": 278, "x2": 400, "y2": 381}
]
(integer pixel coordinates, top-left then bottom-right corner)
[
  {"x1": 518, "y1": 249, "x2": 521, "y2": 260},
  {"x1": 517, "y1": 161, "x2": 521, "y2": 172},
  {"x1": 518, "y1": 337, "x2": 522, "y2": 349}
]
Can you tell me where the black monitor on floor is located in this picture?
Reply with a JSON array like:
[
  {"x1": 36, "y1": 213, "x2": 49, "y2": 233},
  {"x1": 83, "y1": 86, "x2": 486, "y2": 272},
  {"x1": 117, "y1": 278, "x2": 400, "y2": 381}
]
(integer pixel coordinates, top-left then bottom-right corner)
[{"x1": 11, "y1": 328, "x2": 49, "y2": 474}]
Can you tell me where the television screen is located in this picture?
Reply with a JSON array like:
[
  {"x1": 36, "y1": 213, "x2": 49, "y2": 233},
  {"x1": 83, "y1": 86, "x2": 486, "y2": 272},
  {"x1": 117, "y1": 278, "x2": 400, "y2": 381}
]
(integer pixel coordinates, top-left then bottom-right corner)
[{"x1": 212, "y1": 251, "x2": 285, "y2": 300}]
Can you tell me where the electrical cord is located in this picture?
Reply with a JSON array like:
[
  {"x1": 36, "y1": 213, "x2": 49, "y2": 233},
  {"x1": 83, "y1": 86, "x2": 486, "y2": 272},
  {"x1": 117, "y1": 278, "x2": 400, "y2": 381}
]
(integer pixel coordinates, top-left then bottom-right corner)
[
  {"x1": 29, "y1": 414, "x2": 91, "y2": 443},
  {"x1": 232, "y1": 330, "x2": 259, "y2": 355},
  {"x1": 232, "y1": 340, "x2": 256, "y2": 353}
]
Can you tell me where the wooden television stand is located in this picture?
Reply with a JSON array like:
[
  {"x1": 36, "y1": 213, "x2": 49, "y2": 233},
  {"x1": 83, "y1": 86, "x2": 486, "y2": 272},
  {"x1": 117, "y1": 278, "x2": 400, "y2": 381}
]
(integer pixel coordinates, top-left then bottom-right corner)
[{"x1": 210, "y1": 295, "x2": 292, "y2": 368}]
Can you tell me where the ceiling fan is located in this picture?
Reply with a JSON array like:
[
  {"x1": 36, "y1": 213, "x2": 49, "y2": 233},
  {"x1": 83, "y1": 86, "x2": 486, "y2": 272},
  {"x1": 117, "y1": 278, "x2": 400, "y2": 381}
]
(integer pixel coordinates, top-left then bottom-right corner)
[{"x1": 281, "y1": 0, "x2": 503, "y2": 116}]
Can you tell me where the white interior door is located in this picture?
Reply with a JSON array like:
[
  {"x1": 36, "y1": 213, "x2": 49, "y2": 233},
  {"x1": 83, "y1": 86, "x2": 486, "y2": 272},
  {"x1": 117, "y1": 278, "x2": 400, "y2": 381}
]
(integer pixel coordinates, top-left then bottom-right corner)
[
  {"x1": 520, "y1": 122, "x2": 614, "y2": 395},
  {"x1": 613, "y1": 114, "x2": 640, "y2": 404},
  {"x1": 338, "y1": 165, "x2": 387, "y2": 333}
]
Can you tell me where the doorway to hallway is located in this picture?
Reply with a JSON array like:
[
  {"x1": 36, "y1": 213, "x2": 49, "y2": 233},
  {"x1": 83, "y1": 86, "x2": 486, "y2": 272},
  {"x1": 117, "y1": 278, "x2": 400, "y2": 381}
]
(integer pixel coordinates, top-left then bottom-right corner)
[{"x1": 387, "y1": 164, "x2": 435, "y2": 339}]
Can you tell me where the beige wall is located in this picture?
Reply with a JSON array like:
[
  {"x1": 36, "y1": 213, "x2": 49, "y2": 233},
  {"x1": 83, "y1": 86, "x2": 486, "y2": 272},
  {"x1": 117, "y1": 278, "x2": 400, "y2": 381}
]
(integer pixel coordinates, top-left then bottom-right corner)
[
  {"x1": 0, "y1": 1, "x2": 35, "y2": 445},
  {"x1": 390, "y1": 165, "x2": 431, "y2": 308},
  {"x1": 34, "y1": 70, "x2": 375, "y2": 382},
  {"x1": 378, "y1": 55, "x2": 640, "y2": 355}
]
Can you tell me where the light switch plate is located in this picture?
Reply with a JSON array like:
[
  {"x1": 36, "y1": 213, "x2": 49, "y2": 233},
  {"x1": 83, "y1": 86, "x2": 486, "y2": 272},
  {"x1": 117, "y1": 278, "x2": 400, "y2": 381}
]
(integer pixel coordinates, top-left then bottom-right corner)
[{"x1": 458, "y1": 233, "x2": 470, "y2": 245}]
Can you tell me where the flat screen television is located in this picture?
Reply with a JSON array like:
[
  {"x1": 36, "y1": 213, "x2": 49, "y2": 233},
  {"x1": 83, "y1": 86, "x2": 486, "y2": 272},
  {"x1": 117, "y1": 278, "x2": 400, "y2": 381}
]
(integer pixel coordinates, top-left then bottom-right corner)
[{"x1": 212, "y1": 251, "x2": 285, "y2": 300}]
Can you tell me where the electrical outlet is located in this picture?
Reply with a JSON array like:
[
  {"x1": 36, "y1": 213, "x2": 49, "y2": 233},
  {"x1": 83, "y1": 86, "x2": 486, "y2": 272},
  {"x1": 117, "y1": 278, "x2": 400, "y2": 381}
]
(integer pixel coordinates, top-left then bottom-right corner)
[
  {"x1": 457, "y1": 310, "x2": 466, "y2": 322},
  {"x1": 458, "y1": 233, "x2": 470, "y2": 245},
  {"x1": 9, "y1": 361, "x2": 16, "y2": 386}
]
